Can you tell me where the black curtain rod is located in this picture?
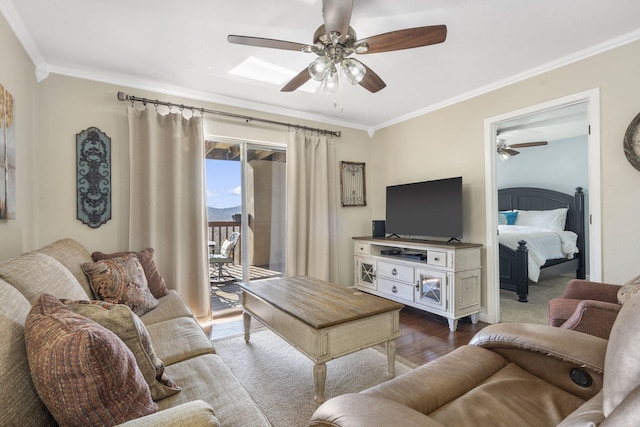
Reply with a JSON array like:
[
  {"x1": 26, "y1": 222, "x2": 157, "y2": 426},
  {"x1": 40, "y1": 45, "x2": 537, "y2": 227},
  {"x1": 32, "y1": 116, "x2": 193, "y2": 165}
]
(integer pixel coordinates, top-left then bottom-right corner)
[{"x1": 117, "y1": 91, "x2": 341, "y2": 138}]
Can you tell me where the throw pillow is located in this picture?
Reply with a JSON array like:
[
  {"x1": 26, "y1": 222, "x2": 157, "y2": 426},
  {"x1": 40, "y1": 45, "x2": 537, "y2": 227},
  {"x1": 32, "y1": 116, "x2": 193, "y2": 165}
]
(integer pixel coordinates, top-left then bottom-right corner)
[
  {"x1": 498, "y1": 211, "x2": 518, "y2": 225},
  {"x1": 617, "y1": 275, "x2": 640, "y2": 305},
  {"x1": 82, "y1": 254, "x2": 159, "y2": 316},
  {"x1": 24, "y1": 294, "x2": 157, "y2": 426},
  {"x1": 62, "y1": 299, "x2": 181, "y2": 401},
  {"x1": 92, "y1": 248, "x2": 169, "y2": 298}
]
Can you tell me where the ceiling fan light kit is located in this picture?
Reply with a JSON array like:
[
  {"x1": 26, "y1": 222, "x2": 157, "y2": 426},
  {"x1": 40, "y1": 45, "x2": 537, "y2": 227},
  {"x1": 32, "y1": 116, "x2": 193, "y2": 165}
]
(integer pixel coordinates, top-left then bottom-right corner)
[
  {"x1": 496, "y1": 138, "x2": 548, "y2": 161},
  {"x1": 227, "y1": 0, "x2": 447, "y2": 96}
]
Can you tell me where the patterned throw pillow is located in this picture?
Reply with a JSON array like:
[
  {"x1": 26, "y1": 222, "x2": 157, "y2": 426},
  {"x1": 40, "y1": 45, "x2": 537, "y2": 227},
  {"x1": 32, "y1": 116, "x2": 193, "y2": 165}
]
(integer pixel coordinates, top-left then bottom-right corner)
[
  {"x1": 62, "y1": 299, "x2": 181, "y2": 401},
  {"x1": 617, "y1": 275, "x2": 640, "y2": 305},
  {"x1": 24, "y1": 294, "x2": 157, "y2": 426},
  {"x1": 92, "y1": 248, "x2": 169, "y2": 298},
  {"x1": 82, "y1": 254, "x2": 159, "y2": 316}
]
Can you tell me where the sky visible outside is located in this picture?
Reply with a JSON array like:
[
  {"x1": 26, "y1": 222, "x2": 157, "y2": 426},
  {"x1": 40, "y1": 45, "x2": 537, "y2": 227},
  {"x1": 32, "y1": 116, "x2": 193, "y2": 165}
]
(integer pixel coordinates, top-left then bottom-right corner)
[{"x1": 205, "y1": 159, "x2": 241, "y2": 208}]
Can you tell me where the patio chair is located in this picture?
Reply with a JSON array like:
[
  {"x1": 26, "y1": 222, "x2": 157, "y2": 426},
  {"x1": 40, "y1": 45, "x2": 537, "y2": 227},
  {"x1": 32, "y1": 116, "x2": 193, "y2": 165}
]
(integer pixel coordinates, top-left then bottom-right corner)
[{"x1": 210, "y1": 232, "x2": 240, "y2": 282}]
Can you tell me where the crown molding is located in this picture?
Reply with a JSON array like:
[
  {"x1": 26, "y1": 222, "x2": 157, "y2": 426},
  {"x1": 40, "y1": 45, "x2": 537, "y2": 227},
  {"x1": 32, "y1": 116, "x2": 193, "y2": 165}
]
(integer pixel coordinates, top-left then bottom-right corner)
[
  {"x1": 0, "y1": 0, "x2": 49, "y2": 81},
  {"x1": 370, "y1": 28, "x2": 640, "y2": 133}
]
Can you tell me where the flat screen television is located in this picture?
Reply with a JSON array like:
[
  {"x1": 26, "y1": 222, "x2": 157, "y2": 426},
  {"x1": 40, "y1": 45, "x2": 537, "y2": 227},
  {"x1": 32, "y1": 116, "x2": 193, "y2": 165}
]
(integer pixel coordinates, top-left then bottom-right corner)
[{"x1": 385, "y1": 176, "x2": 463, "y2": 240}]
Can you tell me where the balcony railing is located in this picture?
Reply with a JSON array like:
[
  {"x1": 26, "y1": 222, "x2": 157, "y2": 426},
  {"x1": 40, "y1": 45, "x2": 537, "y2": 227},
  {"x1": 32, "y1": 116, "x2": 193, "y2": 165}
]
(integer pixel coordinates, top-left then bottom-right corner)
[{"x1": 208, "y1": 221, "x2": 241, "y2": 265}]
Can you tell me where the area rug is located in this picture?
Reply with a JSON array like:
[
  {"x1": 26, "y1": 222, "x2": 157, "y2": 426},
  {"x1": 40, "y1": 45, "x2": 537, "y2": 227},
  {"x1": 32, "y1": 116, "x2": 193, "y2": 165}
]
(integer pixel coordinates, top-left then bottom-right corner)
[
  {"x1": 213, "y1": 329, "x2": 415, "y2": 427},
  {"x1": 500, "y1": 275, "x2": 570, "y2": 324}
]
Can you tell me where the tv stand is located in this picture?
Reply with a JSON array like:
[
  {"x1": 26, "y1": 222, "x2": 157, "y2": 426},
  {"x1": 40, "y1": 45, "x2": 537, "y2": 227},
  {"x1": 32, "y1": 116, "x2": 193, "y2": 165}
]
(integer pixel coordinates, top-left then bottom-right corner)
[
  {"x1": 386, "y1": 234, "x2": 400, "y2": 238},
  {"x1": 447, "y1": 237, "x2": 461, "y2": 244},
  {"x1": 353, "y1": 236, "x2": 483, "y2": 331}
]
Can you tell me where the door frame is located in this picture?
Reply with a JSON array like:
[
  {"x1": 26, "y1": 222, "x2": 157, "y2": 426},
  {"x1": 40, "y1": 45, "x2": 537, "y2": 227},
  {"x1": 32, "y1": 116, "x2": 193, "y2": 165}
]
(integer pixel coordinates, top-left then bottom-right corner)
[{"x1": 482, "y1": 88, "x2": 602, "y2": 324}]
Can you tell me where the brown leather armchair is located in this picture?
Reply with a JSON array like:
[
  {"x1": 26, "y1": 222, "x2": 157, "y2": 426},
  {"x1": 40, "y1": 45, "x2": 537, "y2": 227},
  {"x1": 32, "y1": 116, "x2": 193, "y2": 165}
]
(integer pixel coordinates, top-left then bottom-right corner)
[
  {"x1": 309, "y1": 291, "x2": 640, "y2": 427},
  {"x1": 547, "y1": 279, "x2": 622, "y2": 339}
]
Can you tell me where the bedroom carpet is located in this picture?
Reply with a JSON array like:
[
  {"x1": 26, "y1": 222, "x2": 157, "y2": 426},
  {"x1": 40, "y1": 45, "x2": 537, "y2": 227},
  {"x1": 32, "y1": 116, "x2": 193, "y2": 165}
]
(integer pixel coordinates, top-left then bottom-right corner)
[
  {"x1": 213, "y1": 329, "x2": 415, "y2": 427},
  {"x1": 500, "y1": 275, "x2": 570, "y2": 324}
]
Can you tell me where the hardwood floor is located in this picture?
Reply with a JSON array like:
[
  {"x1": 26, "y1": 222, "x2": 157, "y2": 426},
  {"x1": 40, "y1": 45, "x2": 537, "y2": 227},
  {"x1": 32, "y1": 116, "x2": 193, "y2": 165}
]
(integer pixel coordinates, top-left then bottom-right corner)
[
  {"x1": 205, "y1": 305, "x2": 489, "y2": 368},
  {"x1": 376, "y1": 306, "x2": 488, "y2": 366}
]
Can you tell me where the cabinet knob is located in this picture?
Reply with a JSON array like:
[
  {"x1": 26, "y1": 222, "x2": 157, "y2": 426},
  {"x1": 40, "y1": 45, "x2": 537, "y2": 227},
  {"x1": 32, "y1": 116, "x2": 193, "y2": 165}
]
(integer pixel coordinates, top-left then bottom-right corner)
[
  {"x1": 391, "y1": 268, "x2": 397, "y2": 275},
  {"x1": 392, "y1": 285, "x2": 398, "y2": 294},
  {"x1": 434, "y1": 257, "x2": 440, "y2": 261}
]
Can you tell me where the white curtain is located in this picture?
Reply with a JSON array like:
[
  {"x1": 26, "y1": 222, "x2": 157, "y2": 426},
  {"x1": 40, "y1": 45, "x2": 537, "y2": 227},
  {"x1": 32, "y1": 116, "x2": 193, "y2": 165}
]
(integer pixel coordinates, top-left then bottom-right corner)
[
  {"x1": 286, "y1": 130, "x2": 339, "y2": 282},
  {"x1": 128, "y1": 107, "x2": 210, "y2": 319}
]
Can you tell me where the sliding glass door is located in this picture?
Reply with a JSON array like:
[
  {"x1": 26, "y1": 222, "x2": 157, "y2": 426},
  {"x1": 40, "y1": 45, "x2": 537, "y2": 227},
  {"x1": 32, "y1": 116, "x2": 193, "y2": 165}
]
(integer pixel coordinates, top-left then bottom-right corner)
[{"x1": 205, "y1": 137, "x2": 285, "y2": 299}]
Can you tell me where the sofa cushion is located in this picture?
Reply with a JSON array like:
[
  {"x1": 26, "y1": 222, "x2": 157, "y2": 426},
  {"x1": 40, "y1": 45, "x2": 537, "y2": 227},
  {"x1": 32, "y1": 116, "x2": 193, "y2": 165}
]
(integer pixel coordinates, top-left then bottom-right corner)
[
  {"x1": 25, "y1": 294, "x2": 157, "y2": 426},
  {"x1": 0, "y1": 251, "x2": 89, "y2": 303},
  {"x1": 0, "y1": 279, "x2": 55, "y2": 426},
  {"x1": 82, "y1": 254, "x2": 159, "y2": 316},
  {"x1": 63, "y1": 299, "x2": 181, "y2": 401},
  {"x1": 92, "y1": 248, "x2": 169, "y2": 299},
  {"x1": 616, "y1": 274, "x2": 640, "y2": 305},
  {"x1": 38, "y1": 238, "x2": 96, "y2": 299},
  {"x1": 160, "y1": 354, "x2": 270, "y2": 426},
  {"x1": 146, "y1": 316, "x2": 216, "y2": 365},
  {"x1": 139, "y1": 290, "x2": 196, "y2": 326}
]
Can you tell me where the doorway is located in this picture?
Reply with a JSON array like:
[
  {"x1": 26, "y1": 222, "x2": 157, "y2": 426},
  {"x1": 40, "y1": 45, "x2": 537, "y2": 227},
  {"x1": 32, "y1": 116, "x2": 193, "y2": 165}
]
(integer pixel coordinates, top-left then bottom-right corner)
[
  {"x1": 483, "y1": 89, "x2": 602, "y2": 324},
  {"x1": 205, "y1": 136, "x2": 286, "y2": 316}
]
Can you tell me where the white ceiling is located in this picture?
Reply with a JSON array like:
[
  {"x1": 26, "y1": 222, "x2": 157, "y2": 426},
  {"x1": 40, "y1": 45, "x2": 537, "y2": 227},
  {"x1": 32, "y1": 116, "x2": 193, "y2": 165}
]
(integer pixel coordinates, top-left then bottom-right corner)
[{"x1": 3, "y1": 0, "x2": 640, "y2": 132}]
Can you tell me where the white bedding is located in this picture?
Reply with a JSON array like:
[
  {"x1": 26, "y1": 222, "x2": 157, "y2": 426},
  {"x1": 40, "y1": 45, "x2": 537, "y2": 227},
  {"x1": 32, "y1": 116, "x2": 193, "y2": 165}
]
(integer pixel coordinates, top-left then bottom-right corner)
[{"x1": 498, "y1": 225, "x2": 579, "y2": 282}]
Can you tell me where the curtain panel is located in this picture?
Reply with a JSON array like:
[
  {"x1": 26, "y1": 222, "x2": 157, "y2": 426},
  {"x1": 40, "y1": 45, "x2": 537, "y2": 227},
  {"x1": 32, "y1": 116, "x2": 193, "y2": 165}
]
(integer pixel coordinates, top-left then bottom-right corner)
[
  {"x1": 127, "y1": 107, "x2": 210, "y2": 319},
  {"x1": 286, "y1": 130, "x2": 339, "y2": 283}
]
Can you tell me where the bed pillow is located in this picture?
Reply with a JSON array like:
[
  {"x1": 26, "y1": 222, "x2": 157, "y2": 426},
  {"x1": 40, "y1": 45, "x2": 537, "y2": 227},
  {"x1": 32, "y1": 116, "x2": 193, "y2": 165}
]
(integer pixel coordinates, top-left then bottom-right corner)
[
  {"x1": 92, "y1": 248, "x2": 168, "y2": 298},
  {"x1": 25, "y1": 294, "x2": 157, "y2": 426},
  {"x1": 498, "y1": 211, "x2": 518, "y2": 225},
  {"x1": 515, "y1": 208, "x2": 568, "y2": 231},
  {"x1": 82, "y1": 254, "x2": 159, "y2": 316},
  {"x1": 62, "y1": 299, "x2": 181, "y2": 401}
]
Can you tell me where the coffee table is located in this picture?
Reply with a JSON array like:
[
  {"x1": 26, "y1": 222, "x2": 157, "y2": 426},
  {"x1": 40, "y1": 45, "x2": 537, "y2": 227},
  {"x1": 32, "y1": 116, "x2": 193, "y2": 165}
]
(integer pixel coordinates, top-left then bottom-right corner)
[{"x1": 238, "y1": 276, "x2": 404, "y2": 403}]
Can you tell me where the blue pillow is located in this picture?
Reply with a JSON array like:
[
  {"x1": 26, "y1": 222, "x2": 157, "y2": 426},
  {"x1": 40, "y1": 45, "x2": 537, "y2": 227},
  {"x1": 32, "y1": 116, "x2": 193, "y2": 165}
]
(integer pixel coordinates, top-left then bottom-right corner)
[{"x1": 498, "y1": 211, "x2": 518, "y2": 225}]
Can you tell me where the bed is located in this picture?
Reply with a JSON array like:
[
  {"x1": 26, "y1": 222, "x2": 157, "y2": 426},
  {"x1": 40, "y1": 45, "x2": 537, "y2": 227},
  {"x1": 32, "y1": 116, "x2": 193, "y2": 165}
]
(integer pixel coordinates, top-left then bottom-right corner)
[{"x1": 498, "y1": 187, "x2": 586, "y2": 302}]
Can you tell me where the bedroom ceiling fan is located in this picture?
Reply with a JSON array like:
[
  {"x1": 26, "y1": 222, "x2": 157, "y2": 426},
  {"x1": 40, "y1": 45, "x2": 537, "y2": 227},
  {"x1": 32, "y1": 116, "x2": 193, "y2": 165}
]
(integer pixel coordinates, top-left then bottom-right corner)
[
  {"x1": 227, "y1": 0, "x2": 447, "y2": 94},
  {"x1": 497, "y1": 139, "x2": 548, "y2": 161}
]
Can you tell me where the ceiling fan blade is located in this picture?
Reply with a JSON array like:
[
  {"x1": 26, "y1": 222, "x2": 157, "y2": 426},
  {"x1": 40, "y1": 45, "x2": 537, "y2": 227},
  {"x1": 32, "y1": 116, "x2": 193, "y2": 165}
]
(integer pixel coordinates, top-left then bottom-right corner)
[
  {"x1": 509, "y1": 141, "x2": 548, "y2": 148},
  {"x1": 359, "y1": 64, "x2": 386, "y2": 93},
  {"x1": 359, "y1": 25, "x2": 447, "y2": 54},
  {"x1": 228, "y1": 35, "x2": 308, "y2": 52},
  {"x1": 281, "y1": 68, "x2": 312, "y2": 92},
  {"x1": 322, "y1": 0, "x2": 353, "y2": 43},
  {"x1": 504, "y1": 148, "x2": 520, "y2": 156}
]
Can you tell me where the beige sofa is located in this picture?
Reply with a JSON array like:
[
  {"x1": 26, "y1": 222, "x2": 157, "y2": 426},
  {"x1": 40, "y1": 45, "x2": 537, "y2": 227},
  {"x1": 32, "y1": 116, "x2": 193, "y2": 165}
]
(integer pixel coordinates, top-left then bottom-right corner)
[
  {"x1": 0, "y1": 238, "x2": 270, "y2": 426},
  {"x1": 311, "y1": 286, "x2": 640, "y2": 426}
]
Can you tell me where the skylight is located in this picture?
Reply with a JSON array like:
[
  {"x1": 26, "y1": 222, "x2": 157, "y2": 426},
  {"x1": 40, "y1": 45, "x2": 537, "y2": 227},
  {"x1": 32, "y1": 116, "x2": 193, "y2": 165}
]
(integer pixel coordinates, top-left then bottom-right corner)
[{"x1": 229, "y1": 56, "x2": 316, "y2": 93}]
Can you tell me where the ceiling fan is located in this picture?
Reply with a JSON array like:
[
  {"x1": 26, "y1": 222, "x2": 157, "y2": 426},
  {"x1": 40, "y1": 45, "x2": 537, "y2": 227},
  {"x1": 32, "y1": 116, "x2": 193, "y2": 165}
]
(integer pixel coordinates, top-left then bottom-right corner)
[
  {"x1": 227, "y1": 0, "x2": 447, "y2": 94},
  {"x1": 497, "y1": 139, "x2": 548, "y2": 160}
]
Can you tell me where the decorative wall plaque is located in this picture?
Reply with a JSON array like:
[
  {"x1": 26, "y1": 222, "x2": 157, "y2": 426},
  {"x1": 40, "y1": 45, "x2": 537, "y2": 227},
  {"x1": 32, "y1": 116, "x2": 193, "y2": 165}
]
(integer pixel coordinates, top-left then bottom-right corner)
[
  {"x1": 77, "y1": 127, "x2": 111, "y2": 228},
  {"x1": 340, "y1": 161, "x2": 366, "y2": 207}
]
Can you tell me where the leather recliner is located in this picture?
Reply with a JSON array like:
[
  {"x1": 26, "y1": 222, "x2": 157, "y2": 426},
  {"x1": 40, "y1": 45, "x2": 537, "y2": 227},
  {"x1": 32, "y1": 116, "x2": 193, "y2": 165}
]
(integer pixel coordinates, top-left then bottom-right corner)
[{"x1": 309, "y1": 291, "x2": 640, "y2": 426}]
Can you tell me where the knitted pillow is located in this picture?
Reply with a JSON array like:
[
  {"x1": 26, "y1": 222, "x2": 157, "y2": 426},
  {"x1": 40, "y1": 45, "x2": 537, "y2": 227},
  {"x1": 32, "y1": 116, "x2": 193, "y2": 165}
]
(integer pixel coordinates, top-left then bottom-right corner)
[
  {"x1": 62, "y1": 299, "x2": 181, "y2": 401},
  {"x1": 24, "y1": 294, "x2": 157, "y2": 426},
  {"x1": 617, "y1": 275, "x2": 640, "y2": 305},
  {"x1": 82, "y1": 254, "x2": 159, "y2": 316},
  {"x1": 92, "y1": 248, "x2": 169, "y2": 298}
]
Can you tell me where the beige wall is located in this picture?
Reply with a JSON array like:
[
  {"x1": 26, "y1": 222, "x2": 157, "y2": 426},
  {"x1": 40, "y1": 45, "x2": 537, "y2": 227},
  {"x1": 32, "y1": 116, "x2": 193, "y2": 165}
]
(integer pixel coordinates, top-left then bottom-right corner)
[
  {"x1": 0, "y1": 14, "x2": 38, "y2": 260},
  {"x1": 370, "y1": 39, "x2": 640, "y2": 301}
]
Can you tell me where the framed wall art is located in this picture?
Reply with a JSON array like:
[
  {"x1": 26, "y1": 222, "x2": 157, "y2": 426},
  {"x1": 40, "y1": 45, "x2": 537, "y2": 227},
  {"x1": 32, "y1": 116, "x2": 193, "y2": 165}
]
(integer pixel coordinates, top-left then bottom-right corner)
[
  {"x1": 77, "y1": 127, "x2": 111, "y2": 228},
  {"x1": 340, "y1": 161, "x2": 366, "y2": 207},
  {"x1": 0, "y1": 84, "x2": 16, "y2": 220}
]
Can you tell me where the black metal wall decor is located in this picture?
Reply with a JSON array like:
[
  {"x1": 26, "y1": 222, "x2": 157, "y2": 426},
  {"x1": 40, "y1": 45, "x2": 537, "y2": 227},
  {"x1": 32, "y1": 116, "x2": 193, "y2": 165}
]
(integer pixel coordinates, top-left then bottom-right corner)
[
  {"x1": 77, "y1": 127, "x2": 111, "y2": 228},
  {"x1": 340, "y1": 161, "x2": 366, "y2": 207}
]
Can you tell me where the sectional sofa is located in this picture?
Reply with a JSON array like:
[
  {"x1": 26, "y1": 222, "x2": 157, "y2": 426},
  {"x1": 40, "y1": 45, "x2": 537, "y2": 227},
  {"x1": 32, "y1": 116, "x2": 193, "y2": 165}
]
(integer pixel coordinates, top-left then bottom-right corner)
[{"x1": 0, "y1": 238, "x2": 270, "y2": 426}]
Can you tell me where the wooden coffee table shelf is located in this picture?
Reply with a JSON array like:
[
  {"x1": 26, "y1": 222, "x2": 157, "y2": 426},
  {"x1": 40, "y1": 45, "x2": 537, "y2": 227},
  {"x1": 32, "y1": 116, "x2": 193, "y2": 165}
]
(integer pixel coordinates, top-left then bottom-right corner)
[{"x1": 239, "y1": 276, "x2": 403, "y2": 403}]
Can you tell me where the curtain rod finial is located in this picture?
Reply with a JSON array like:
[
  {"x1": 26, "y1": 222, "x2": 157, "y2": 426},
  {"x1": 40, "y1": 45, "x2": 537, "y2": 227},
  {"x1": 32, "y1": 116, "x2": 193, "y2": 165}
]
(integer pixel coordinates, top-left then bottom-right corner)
[{"x1": 117, "y1": 92, "x2": 128, "y2": 101}]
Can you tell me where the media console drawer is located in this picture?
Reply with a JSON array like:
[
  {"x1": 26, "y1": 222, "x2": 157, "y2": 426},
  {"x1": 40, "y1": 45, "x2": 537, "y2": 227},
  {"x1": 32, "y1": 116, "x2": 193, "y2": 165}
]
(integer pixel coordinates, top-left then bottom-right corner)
[
  {"x1": 378, "y1": 261, "x2": 414, "y2": 283},
  {"x1": 378, "y1": 278, "x2": 414, "y2": 303},
  {"x1": 426, "y1": 250, "x2": 447, "y2": 267}
]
